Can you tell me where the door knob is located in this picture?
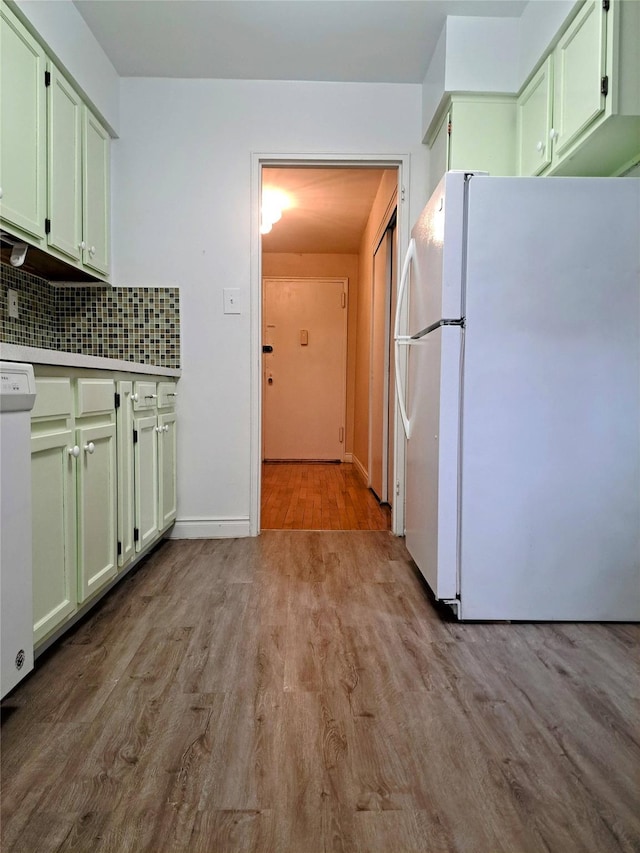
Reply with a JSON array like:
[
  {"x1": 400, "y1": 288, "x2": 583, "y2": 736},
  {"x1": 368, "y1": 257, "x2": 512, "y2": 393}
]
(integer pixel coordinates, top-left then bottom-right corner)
[
  {"x1": 84, "y1": 442, "x2": 95, "y2": 454},
  {"x1": 68, "y1": 445, "x2": 80, "y2": 458},
  {"x1": 268, "y1": 376, "x2": 273, "y2": 385}
]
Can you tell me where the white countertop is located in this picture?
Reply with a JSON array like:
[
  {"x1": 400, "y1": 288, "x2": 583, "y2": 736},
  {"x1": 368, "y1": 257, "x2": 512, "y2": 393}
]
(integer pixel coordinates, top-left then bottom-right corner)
[{"x1": 0, "y1": 344, "x2": 181, "y2": 377}]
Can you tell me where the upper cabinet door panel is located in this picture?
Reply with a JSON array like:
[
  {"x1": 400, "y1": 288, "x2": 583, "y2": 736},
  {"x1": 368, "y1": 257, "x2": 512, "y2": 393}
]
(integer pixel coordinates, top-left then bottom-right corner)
[
  {"x1": 47, "y1": 64, "x2": 82, "y2": 261},
  {"x1": 553, "y1": 0, "x2": 607, "y2": 158},
  {"x1": 517, "y1": 56, "x2": 553, "y2": 176},
  {"x1": 0, "y1": 6, "x2": 46, "y2": 239},
  {"x1": 82, "y1": 108, "x2": 110, "y2": 276}
]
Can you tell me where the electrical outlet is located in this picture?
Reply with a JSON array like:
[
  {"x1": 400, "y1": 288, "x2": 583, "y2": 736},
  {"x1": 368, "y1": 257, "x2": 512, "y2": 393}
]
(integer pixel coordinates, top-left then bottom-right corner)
[{"x1": 7, "y1": 288, "x2": 19, "y2": 319}]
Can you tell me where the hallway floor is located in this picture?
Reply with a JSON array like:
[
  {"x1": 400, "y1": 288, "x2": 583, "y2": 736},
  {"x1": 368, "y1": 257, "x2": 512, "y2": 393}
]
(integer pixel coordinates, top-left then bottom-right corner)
[
  {"x1": 1, "y1": 533, "x2": 638, "y2": 852},
  {"x1": 261, "y1": 462, "x2": 391, "y2": 530}
]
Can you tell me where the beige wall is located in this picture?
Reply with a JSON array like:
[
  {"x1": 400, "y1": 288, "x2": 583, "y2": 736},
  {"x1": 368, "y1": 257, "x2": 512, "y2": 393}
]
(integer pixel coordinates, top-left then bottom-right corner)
[
  {"x1": 262, "y1": 253, "x2": 359, "y2": 454},
  {"x1": 353, "y1": 170, "x2": 398, "y2": 476}
]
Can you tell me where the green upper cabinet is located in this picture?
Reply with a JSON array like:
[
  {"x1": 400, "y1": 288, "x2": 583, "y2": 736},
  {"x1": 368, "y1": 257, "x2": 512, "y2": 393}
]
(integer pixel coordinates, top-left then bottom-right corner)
[
  {"x1": 517, "y1": 56, "x2": 553, "y2": 176},
  {"x1": 0, "y1": 4, "x2": 46, "y2": 240},
  {"x1": 517, "y1": 0, "x2": 640, "y2": 177},
  {"x1": 426, "y1": 95, "x2": 516, "y2": 196},
  {"x1": 0, "y1": 3, "x2": 111, "y2": 283},
  {"x1": 47, "y1": 63, "x2": 83, "y2": 262},
  {"x1": 552, "y1": 0, "x2": 607, "y2": 160},
  {"x1": 82, "y1": 108, "x2": 110, "y2": 277}
]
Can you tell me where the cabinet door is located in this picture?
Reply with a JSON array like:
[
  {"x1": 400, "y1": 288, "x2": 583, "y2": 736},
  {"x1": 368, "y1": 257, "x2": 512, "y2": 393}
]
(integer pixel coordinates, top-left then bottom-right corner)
[
  {"x1": 0, "y1": 5, "x2": 46, "y2": 239},
  {"x1": 449, "y1": 99, "x2": 516, "y2": 177},
  {"x1": 31, "y1": 429, "x2": 77, "y2": 644},
  {"x1": 47, "y1": 64, "x2": 82, "y2": 261},
  {"x1": 116, "y1": 381, "x2": 136, "y2": 568},
  {"x1": 158, "y1": 411, "x2": 177, "y2": 530},
  {"x1": 552, "y1": 0, "x2": 606, "y2": 159},
  {"x1": 134, "y1": 414, "x2": 159, "y2": 551},
  {"x1": 76, "y1": 422, "x2": 117, "y2": 602},
  {"x1": 517, "y1": 56, "x2": 553, "y2": 176},
  {"x1": 82, "y1": 108, "x2": 110, "y2": 276}
]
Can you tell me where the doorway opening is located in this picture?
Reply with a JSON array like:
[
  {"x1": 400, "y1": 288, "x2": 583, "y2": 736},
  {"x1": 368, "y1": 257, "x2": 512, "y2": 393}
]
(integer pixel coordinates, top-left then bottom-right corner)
[{"x1": 252, "y1": 158, "x2": 408, "y2": 533}]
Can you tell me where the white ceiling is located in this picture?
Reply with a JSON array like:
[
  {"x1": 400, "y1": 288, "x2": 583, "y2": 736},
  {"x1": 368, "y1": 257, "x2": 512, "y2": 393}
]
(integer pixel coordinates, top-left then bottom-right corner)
[
  {"x1": 261, "y1": 167, "x2": 391, "y2": 253},
  {"x1": 73, "y1": 0, "x2": 527, "y2": 84},
  {"x1": 72, "y1": 0, "x2": 527, "y2": 253}
]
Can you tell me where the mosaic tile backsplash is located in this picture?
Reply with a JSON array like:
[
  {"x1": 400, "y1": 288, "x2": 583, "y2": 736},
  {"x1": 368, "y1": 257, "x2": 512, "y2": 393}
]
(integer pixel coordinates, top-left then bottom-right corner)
[{"x1": 1, "y1": 264, "x2": 180, "y2": 368}]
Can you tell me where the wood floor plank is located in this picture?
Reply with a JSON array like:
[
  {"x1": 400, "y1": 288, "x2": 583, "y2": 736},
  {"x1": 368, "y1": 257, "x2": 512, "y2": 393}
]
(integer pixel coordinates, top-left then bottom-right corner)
[{"x1": 2, "y1": 531, "x2": 639, "y2": 853}]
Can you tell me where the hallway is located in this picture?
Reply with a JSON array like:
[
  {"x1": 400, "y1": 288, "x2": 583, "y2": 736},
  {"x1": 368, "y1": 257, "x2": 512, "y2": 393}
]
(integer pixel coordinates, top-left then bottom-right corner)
[{"x1": 261, "y1": 462, "x2": 391, "y2": 530}]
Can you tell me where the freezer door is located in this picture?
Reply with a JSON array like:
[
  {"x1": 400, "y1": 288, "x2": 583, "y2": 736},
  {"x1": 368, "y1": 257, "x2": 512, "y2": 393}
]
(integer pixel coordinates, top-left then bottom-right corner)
[
  {"x1": 404, "y1": 324, "x2": 462, "y2": 600},
  {"x1": 409, "y1": 171, "x2": 480, "y2": 335}
]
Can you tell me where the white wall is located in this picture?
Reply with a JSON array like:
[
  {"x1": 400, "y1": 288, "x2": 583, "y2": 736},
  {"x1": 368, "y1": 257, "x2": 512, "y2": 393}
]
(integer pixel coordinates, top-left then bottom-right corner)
[
  {"x1": 113, "y1": 78, "x2": 426, "y2": 536},
  {"x1": 518, "y1": 0, "x2": 580, "y2": 87},
  {"x1": 421, "y1": 1, "x2": 582, "y2": 136},
  {"x1": 11, "y1": 0, "x2": 120, "y2": 135}
]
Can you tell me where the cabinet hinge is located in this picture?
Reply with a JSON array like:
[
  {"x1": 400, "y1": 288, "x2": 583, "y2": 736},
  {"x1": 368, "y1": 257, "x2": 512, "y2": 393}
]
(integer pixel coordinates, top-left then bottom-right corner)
[
  {"x1": 133, "y1": 429, "x2": 138, "y2": 444},
  {"x1": 602, "y1": 0, "x2": 610, "y2": 11},
  {"x1": 44, "y1": 70, "x2": 51, "y2": 87},
  {"x1": 117, "y1": 541, "x2": 122, "y2": 556},
  {"x1": 44, "y1": 218, "x2": 51, "y2": 234},
  {"x1": 401, "y1": 186, "x2": 406, "y2": 202},
  {"x1": 447, "y1": 120, "x2": 452, "y2": 137},
  {"x1": 134, "y1": 528, "x2": 139, "y2": 542},
  {"x1": 601, "y1": 76, "x2": 609, "y2": 97},
  {"x1": 114, "y1": 392, "x2": 121, "y2": 409}
]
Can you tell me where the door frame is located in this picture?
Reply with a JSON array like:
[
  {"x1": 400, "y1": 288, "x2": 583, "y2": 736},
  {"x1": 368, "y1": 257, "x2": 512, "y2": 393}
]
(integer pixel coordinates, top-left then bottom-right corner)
[
  {"x1": 368, "y1": 198, "x2": 397, "y2": 504},
  {"x1": 250, "y1": 153, "x2": 411, "y2": 536}
]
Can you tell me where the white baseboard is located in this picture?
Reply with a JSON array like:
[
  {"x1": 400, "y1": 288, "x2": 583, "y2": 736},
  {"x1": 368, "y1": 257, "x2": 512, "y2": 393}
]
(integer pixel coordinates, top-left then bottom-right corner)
[
  {"x1": 351, "y1": 454, "x2": 368, "y2": 485},
  {"x1": 170, "y1": 517, "x2": 252, "y2": 539}
]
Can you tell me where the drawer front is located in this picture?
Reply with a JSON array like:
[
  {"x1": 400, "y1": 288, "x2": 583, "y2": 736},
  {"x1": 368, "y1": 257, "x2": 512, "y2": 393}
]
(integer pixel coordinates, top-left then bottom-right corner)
[
  {"x1": 76, "y1": 379, "x2": 115, "y2": 416},
  {"x1": 133, "y1": 381, "x2": 158, "y2": 411},
  {"x1": 31, "y1": 378, "x2": 72, "y2": 419},
  {"x1": 157, "y1": 381, "x2": 177, "y2": 409}
]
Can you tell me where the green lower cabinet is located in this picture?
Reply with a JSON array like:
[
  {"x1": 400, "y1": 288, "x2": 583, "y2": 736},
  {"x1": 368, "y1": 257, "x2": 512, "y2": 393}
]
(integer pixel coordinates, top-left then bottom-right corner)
[
  {"x1": 158, "y1": 410, "x2": 177, "y2": 530},
  {"x1": 134, "y1": 413, "x2": 159, "y2": 551},
  {"x1": 116, "y1": 380, "x2": 136, "y2": 568},
  {"x1": 76, "y1": 421, "x2": 117, "y2": 602},
  {"x1": 31, "y1": 427, "x2": 77, "y2": 644}
]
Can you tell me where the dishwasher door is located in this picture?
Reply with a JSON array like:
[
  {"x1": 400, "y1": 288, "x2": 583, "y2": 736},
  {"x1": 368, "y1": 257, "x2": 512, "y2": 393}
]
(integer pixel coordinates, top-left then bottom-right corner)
[{"x1": 1, "y1": 362, "x2": 37, "y2": 698}]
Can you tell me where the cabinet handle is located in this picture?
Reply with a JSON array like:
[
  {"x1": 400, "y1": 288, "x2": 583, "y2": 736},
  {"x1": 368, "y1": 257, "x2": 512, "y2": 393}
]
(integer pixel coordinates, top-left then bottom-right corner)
[
  {"x1": 84, "y1": 442, "x2": 95, "y2": 454},
  {"x1": 164, "y1": 424, "x2": 170, "y2": 432},
  {"x1": 145, "y1": 394, "x2": 158, "y2": 400},
  {"x1": 549, "y1": 128, "x2": 559, "y2": 141},
  {"x1": 132, "y1": 393, "x2": 139, "y2": 402},
  {"x1": 68, "y1": 445, "x2": 80, "y2": 458},
  {"x1": 79, "y1": 241, "x2": 86, "y2": 250},
  {"x1": 536, "y1": 141, "x2": 545, "y2": 153},
  {"x1": 155, "y1": 425, "x2": 162, "y2": 433},
  {"x1": 89, "y1": 246, "x2": 96, "y2": 256}
]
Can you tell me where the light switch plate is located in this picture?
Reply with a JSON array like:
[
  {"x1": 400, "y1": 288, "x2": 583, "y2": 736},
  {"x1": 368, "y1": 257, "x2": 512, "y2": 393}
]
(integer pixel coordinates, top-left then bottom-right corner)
[
  {"x1": 223, "y1": 288, "x2": 241, "y2": 314},
  {"x1": 7, "y1": 289, "x2": 19, "y2": 319}
]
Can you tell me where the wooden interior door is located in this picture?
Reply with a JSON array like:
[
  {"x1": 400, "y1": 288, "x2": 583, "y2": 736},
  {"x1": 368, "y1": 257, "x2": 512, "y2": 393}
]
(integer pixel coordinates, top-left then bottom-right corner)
[{"x1": 263, "y1": 277, "x2": 347, "y2": 461}]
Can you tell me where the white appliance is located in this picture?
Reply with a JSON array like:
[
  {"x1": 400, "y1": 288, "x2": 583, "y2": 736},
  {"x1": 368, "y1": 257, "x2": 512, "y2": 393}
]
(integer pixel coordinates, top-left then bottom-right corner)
[
  {"x1": 395, "y1": 173, "x2": 640, "y2": 621},
  {"x1": 1, "y1": 361, "x2": 36, "y2": 697}
]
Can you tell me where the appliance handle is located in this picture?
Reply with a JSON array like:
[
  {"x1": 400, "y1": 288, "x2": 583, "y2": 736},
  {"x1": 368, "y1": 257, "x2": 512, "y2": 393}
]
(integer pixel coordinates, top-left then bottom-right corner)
[{"x1": 394, "y1": 237, "x2": 416, "y2": 439}]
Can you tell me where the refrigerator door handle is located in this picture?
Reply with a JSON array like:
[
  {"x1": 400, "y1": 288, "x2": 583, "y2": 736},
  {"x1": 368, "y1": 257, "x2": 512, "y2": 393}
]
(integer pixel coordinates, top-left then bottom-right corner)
[{"x1": 394, "y1": 237, "x2": 416, "y2": 439}]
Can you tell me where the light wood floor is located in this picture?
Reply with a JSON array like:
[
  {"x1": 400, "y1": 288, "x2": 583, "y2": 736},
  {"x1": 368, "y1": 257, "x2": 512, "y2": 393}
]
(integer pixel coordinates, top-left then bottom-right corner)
[
  {"x1": 261, "y1": 462, "x2": 391, "y2": 530},
  {"x1": 2, "y1": 533, "x2": 639, "y2": 852}
]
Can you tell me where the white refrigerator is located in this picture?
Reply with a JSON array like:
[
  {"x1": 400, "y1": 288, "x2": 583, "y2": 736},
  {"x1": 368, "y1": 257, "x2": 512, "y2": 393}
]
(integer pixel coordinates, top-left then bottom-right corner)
[{"x1": 395, "y1": 172, "x2": 640, "y2": 621}]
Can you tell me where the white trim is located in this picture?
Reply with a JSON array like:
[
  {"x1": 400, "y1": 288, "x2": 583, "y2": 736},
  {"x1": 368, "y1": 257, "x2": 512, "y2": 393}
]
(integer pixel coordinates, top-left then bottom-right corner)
[
  {"x1": 344, "y1": 452, "x2": 353, "y2": 463},
  {"x1": 351, "y1": 453, "x2": 369, "y2": 486},
  {"x1": 251, "y1": 152, "x2": 411, "y2": 539},
  {"x1": 169, "y1": 518, "x2": 251, "y2": 539}
]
